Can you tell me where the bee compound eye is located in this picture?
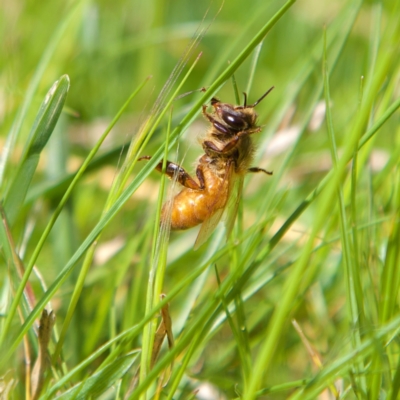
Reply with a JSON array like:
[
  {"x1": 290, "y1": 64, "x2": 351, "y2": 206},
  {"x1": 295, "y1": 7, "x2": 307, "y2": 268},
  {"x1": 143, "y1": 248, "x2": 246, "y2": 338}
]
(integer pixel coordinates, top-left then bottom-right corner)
[{"x1": 221, "y1": 111, "x2": 247, "y2": 130}]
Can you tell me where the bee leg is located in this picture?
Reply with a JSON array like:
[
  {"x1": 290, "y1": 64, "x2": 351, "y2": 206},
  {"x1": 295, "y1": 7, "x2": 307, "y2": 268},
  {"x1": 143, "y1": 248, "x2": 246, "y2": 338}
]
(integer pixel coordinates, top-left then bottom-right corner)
[
  {"x1": 196, "y1": 164, "x2": 206, "y2": 189},
  {"x1": 139, "y1": 156, "x2": 203, "y2": 190},
  {"x1": 204, "y1": 139, "x2": 232, "y2": 153},
  {"x1": 203, "y1": 138, "x2": 239, "y2": 153},
  {"x1": 203, "y1": 126, "x2": 262, "y2": 154},
  {"x1": 202, "y1": 105, "x2": 230, "y2": 135},
  {"x1": 237, "y1": 127, "x2": 262, "y2": 136},
  {"x1": 248, "y1": 167, "x2": 273, "y2": 175}
]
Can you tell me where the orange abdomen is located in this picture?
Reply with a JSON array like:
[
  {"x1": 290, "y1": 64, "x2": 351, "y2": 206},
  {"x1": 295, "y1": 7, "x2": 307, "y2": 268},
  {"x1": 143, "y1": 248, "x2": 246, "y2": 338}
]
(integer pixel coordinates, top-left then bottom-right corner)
[{"x1": 162, "y1": 169, "x2": 228, "y2": 230}]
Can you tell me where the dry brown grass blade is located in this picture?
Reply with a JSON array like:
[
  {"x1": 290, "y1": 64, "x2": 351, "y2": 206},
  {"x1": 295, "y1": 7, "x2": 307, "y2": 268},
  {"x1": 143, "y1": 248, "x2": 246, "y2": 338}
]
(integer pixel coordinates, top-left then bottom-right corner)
[
  {"x1": 151, "y1": 294, "x2": 174, "y2": 370},
  {"x1": 125, "y1": 295, "x2": 174, "y2": 398},
  {"x1": 153, "y1": 295, "x2": 174, "y2": 397},
  {"x1": 0, "y1": 206, "x2": 36, "y2": 310},
  {"x1": 31, "y1": 309, "x2": 55, "y2": 400},
  {"x1": 1, "y1": 205, "x2": 38, "y2": 398},
  {"x1": 292, "y1": 319, "x2": 340, "y2": 399}
]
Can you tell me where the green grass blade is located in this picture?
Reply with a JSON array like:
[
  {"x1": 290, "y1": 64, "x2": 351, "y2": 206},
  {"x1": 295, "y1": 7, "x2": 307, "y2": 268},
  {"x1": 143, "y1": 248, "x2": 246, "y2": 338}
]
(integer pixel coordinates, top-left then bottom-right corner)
[
  {"x1": 3, "y1": 75, "x2": 70, "y2": 226},
  {"x1": 323, "y1": 29, "x2": 367, "y2": 396},
  {"x1": 53, "y1": 352, "x2": 139, "y2": 400},
  {"x1": 51, "y1": 77, "x2": 150, "y2": 361},
  {"x1": 289, "y1": 316, "x2": 400, "y2": 400},
  {"x1": 0, "y1": 2, "x2": 82, "y2": 186},
  {"x1": 0, "y1": 75, "x2": 70, "y2": 349}
]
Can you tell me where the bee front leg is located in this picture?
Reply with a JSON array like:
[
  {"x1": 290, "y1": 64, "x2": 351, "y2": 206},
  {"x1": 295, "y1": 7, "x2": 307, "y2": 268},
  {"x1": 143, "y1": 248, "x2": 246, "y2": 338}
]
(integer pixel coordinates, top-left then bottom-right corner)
[
  {"x1": 204, "y1": 127, "x2": 262, "y2": 154},
  {"x1": 202, "y1": 105, "x2": 230, "y2": 135},
  {"x1": 139, "y1": 156, "x2": 204, "y2": 190}
]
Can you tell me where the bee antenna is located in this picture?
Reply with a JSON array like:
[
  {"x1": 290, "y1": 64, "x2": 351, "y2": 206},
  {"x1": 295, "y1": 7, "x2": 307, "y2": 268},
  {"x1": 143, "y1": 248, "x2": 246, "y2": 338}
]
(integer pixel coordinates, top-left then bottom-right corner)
[
  {"x1": 249, "y1": 86, "x2": 275, "y2": 108},
  {"x1": 174, "y1": 86, "x2": 209, "y2": 101},
  {"x1": 243, "y1": 92, "x2": 247, "y2": 107}
]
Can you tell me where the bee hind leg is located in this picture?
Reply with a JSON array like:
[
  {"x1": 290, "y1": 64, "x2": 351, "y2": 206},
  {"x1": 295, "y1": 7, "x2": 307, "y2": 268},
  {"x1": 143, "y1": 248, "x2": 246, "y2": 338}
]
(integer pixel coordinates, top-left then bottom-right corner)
[
  {"x1": 139, "y1": 156, "x2": 204, "y2": 190},
  {"x1": 248, "y1": 167, "x2": 273, "y2": 175}
]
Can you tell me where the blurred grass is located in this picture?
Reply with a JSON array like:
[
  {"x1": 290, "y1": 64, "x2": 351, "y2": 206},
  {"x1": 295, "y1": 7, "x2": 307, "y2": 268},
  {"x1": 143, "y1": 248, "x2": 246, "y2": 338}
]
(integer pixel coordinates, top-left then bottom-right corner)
[{"x1": 1, "y1": 0, "x2": 400, "y2": 399}]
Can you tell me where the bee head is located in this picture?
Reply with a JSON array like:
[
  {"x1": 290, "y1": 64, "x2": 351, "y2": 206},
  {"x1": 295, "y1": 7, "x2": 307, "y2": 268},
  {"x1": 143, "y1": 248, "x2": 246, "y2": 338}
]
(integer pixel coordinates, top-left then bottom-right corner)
[
  {"x1": 212, "y1": 100, "x2": 256, "y2": 132},
  {"x1": 210, "y1": 86, "x2": 274, "y2": 132}
]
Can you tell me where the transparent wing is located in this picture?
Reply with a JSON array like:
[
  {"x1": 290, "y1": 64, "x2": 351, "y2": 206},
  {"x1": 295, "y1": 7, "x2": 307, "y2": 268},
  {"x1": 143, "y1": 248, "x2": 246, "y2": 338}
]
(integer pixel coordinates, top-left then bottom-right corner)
[
  {"x1": 193, "y1": 206, "x2": 225, "y2": 250},
  {"x1": 224, "y1": 174, "x2": 244, "y2": 240},
  {"x1": 194, "y1": 162, "x2": 238, "y2": 250}
]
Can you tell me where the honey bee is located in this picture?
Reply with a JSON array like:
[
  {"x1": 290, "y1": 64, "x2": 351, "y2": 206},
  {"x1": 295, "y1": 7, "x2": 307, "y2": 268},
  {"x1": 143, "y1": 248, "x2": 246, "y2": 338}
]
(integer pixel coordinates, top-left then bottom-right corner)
[{"x1": 140, "y1": 86, "x2": 274, "y2": 249}]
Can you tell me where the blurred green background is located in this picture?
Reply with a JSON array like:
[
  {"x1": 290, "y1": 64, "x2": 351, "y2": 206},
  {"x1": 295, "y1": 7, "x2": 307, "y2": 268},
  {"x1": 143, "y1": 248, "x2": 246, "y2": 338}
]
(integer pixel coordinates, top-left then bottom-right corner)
[{"x1": 1, "y1": 0, "x2": 400, "y2": 398}]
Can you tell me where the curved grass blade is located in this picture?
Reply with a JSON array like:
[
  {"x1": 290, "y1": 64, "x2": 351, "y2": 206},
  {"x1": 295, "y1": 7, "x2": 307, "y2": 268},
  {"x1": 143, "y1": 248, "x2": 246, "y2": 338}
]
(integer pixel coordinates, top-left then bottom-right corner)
[
  {"x1": 3, "y1": 75, "x2": 70, "y2": 227},
  {"x1": 53, "y1": 352, "x2": 139, "y2": 400},
  {"x1": 0, "y1": 2, "x2": 82, "y2": 186}
]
